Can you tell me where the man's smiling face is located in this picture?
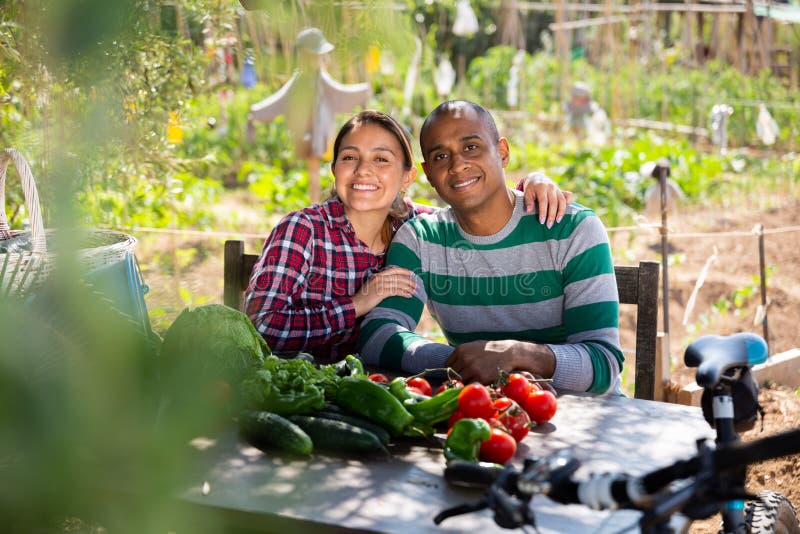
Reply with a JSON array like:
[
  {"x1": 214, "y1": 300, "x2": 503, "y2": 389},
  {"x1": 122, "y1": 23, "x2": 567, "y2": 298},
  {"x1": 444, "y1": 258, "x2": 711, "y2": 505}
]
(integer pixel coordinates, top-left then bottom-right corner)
[{"x1": 420, "y1": 105, "x2": 509, "y2": 215}]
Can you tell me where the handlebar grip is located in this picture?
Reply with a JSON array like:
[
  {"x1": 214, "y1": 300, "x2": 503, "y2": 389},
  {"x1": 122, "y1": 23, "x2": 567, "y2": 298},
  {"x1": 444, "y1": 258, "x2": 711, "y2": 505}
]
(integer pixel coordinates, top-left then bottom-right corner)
[{"x1": 444, "y1": 460, "x2": 504, "y2": 489}]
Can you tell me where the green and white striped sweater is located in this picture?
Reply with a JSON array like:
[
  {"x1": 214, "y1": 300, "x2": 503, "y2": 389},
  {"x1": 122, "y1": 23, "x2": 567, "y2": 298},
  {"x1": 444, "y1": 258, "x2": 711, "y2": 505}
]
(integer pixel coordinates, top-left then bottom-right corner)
[{"x1": 359, "y1": 190, "x2": 623, "y2": 394}]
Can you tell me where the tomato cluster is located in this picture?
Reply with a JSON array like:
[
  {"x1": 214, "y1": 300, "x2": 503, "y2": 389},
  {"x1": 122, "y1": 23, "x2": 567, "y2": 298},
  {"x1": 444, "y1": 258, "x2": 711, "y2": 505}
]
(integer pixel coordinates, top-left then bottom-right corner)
[
  {"x1": 367, "y1": 371, "x2": 557, "y2": 466},
  {"x1": 449, "y1": 373, "x2": 558, "y2": 465}
]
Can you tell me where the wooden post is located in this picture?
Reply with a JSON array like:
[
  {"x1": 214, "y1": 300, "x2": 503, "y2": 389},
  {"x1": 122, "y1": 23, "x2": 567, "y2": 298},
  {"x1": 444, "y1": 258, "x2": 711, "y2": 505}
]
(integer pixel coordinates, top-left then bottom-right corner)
[
  {"x1": 658, "y1": 160, "x2": 671, "y2": 352},
  {"x1": 708, "y1": 12, "x2": 720, "y2": 60},
  {"x1": 763, "y1": 2, "x2": 774, "y2": 69},
  {"x1": 752, "y1": 0, "x2": 771, "y2": 72},
  {"x1": 630, "y1": 1, "x2": 641, "y2": 119},
  {"x1": 224, "y1": 240, "x2": 246, "y2": 310},
  {"x1": 682, "y1": 0, "x2": 695, "y2": 66},
  {"x1": 756, "y1": 223, "x2": 770, "y2": 354},
  {"x1": 555, "y1": 0, "x2": 570, "y2": 107},
  {"x1": 654, "y1": 332, "x2": 671, "y2": 402},
  {"x1": 695, "y1": 11, "x2": 704, "y2": 64},
  {"x1": 736, "y1": 12, "x2": 747, "y2": 73},
  {"x1": 308, "y1": 156, "x2": 321, "y2": 205},
  {"x1": 603, "y1": 0, "x2": 621, "y2": 120}
]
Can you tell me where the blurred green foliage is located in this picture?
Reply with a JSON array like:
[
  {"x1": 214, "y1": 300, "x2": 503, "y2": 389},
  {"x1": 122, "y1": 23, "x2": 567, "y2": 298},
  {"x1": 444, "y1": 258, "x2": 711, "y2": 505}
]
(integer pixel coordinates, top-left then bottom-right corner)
[{"x1": 0, "y1": 272, "x2": 233, "y2": 532}]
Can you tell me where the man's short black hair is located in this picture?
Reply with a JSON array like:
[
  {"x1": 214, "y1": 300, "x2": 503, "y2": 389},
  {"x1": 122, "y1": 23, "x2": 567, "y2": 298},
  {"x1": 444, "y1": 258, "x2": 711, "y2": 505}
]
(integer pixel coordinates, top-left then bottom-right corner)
[{"x1": 419, "y1": 100, "x2": 500, "y2": 154}]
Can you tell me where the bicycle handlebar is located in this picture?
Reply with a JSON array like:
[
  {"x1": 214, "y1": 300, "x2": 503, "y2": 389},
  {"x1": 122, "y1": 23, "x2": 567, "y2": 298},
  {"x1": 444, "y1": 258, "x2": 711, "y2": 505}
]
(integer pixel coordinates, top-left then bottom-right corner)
[{"x1": 438, "y1": 427, "x2": 800, "y2": 527}]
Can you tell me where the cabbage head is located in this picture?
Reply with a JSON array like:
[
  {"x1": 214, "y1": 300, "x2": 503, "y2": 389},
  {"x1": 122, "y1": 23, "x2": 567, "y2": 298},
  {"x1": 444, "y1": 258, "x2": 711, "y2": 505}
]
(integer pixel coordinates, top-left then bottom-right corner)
[{"x1": 159, "y1": 304, "x2": 270, "y2": 387}]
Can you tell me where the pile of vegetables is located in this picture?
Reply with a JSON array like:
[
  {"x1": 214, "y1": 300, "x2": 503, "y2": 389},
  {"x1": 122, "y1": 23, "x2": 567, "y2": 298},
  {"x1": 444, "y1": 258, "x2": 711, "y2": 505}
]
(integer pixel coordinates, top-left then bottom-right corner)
[
  {"x1": 157, "y1": 304, "x2": 558, "y2": 464},
  {"x1": 238, "y1": 355, "x2": 464, "y2": 456}
]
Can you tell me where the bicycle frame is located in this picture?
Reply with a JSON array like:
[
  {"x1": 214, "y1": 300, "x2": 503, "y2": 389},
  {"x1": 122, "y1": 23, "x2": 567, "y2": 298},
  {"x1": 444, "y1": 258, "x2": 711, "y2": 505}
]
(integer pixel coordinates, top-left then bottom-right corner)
[{"x1": 712, "y1": 376, "x2": 747, "y2": 533}]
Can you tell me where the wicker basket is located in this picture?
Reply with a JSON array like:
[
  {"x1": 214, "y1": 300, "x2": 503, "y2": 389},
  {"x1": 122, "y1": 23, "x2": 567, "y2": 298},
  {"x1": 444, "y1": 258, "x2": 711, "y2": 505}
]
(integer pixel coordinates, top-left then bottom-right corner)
[{"x1": 0, "y1": 148, "x2": 137, "y2": 298}]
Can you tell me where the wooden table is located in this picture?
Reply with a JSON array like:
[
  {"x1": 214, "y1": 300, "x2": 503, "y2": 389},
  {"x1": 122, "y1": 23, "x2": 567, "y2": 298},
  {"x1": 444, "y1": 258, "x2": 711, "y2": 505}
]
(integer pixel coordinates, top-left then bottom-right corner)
[{"x1": 174, "y1": 393, "x2": 713, "y2": 533}]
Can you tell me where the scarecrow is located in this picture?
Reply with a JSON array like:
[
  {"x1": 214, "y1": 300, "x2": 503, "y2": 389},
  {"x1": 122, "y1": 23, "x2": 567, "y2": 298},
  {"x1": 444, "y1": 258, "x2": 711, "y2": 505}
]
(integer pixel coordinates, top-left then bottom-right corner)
[{"x1": 247, "y1": 27, "x2": 370, "y2": 203}]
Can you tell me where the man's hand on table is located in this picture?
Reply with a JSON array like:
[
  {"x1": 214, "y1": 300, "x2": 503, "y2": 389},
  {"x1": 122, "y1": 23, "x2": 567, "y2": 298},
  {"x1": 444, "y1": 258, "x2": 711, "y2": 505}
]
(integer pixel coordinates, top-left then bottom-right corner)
[{"x1": 446, "y1": 340, "x2": 556, "y2": 385}]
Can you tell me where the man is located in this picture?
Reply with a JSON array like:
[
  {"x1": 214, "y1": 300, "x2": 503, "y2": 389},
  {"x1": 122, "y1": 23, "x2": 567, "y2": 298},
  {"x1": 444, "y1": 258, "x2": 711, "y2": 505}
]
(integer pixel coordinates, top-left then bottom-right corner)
[{"x1": 358, "y1": 101, "x2": 622, "y2": 394}]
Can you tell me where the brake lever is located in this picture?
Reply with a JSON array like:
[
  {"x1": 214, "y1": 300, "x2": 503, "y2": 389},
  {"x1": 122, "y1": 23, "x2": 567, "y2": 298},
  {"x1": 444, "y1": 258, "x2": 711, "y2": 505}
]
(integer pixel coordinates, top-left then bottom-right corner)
[
  {"x1": 437, "y1": 451, "x2": 579, "y2": 529},
  {"x1": 518, "y1": 449, "x2": 581, "y2": 498},
  {"x1": 433, "y1": 497, "x2": 490, "y2": 525},
  {"x1": 487, "y1": 477, "x2": 537, "y2": 530}
]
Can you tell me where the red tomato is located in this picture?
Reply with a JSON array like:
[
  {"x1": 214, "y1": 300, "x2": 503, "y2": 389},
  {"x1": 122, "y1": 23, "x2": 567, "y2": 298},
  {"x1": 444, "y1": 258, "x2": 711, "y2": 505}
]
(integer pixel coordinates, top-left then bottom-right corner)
[
  {"x1": 493, "y1": 397, "x2": 511, "y2": 412},
  {"x1": 434, "y1": 379, "x2": 464, "y2": 395},
  {"x1": 457, "y1": 383, "x2": 495, "y2": 420},
  {"x1": 406, "y1": 385, "x2": 428, "y2": 396},
  {"x1": 406, "y1": 377, "x2": 432, "y2": 396},
  {"x1": 479, "y1": 428, "x2": 517, "y2": 464},
  {"x1": 501, "y1": 372, "x2": 533, "y2": 406},
  {"x1": 494, "y1": 397, "x2": 531, "y2": 442},
  {"x1": 484, "y1": 417, "x2": 507, "y2": 432},
  {"x1": 448, "y1": 409, "x2": 466, "y2": 428},
  {"x1": 368, "y1": 373, "x2": 389, "y2": 384},
  {"x1": 524, "y1": 390, "x2": 558, "y2": 425}
]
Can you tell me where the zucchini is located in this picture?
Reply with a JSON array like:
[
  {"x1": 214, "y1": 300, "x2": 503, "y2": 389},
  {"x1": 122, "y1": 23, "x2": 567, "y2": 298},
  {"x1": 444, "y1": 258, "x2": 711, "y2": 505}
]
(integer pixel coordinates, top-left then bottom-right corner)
[
  {"x1": 311, "y1": 409, "x2": 391, "y2": 445},
  {"x1": 288, "y1": 415, "x2": 388, "y2": 455},
  {"x1": 240, "y1": 411, "x2": 313, "y2": 456}
]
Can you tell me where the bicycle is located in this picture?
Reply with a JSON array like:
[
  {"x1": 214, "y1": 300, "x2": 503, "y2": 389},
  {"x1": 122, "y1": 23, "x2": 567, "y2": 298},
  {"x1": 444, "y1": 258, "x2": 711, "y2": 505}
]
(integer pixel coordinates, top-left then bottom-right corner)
[{"x1": 435, "y1": 332, "x2": 800, "y2": 533}]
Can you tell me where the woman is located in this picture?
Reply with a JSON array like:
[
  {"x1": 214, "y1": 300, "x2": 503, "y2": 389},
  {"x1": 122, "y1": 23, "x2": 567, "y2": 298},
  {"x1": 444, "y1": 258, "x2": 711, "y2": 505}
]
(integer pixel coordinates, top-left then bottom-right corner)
[{"x1": 245, "y1": 110, "x2": 570, "y2": 361}]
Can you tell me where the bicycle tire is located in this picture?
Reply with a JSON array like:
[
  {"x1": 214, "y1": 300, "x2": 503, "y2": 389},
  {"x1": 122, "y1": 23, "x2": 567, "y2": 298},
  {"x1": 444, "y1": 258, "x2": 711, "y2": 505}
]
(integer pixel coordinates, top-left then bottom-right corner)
[{"x1": 746, "y1": 490, "x2": 800, "y2": 534}]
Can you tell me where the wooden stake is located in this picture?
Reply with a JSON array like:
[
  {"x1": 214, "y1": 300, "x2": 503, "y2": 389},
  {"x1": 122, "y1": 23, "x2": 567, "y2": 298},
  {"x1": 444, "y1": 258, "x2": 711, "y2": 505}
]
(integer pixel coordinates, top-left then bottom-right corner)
[
  {"x1": 308, "y1": 156, "x2": 321, "y2": 205},
  {"x1": 654, "y1": 332, "x2": 671, "y2": 402},
  {"x1": 756, "y1": 223, "x2": 770, "y2": 355},
  {"x1": 658, "y1": 161, "x2": 671, "y2": 349},
  {"x1": 682, "y1": 0, "x2": 695, "y2": 66},
  {"x1": 695, "y1": 11, "x2": 704, "y2": 64},
  {"x1": 555, "y1": 0, "x2": 570, "y2": 106},
  {"x1": 709, "y1": 12, "x2": 719, "y2": 60},
  {"x1": 736, "y1": 12, "x2": 747, "y2": 73}
]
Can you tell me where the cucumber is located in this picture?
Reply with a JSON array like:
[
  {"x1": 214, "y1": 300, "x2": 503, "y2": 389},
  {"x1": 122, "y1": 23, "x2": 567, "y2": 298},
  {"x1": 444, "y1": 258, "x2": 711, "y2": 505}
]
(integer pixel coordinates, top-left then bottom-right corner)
[
  {"x1": 288, "y1": 415, "x2": 389, "y2": 455},
  {"x1": 311, "y1": 409, "x2": 391, "y2": 446},
  {"x1": 240, "y1": 411, "x2": 313, "y2": 456}
]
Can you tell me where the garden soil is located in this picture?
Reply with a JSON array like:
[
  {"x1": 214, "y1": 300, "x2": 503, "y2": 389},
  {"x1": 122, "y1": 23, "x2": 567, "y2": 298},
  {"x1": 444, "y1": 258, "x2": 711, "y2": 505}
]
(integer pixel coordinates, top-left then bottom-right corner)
[
  {"x1": 616, "y1": 196, "x2": 800, "y2": 533},
  {"x1": 138, "y1": 193, "x2": 800, "y2": 532}
]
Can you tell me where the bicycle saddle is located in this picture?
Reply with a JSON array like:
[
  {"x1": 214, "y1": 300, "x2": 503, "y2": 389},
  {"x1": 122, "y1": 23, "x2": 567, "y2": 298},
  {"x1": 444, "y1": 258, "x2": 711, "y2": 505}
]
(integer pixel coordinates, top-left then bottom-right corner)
[{"x1": 684, "y1": 333, "x2": 768, "y2": 387}]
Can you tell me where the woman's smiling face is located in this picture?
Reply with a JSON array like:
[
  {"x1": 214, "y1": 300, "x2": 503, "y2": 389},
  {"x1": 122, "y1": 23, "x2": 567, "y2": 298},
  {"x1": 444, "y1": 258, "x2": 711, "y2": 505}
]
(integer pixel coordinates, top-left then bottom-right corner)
[{"x1": 332, "y1": 121, "x2": 416, "y2": 217}]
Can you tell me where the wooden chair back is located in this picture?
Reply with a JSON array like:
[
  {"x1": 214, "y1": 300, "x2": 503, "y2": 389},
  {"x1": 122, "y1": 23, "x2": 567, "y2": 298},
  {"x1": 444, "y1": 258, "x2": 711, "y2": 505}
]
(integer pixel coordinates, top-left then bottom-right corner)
[
  {"x1": 224, "y1": 240, "x2": 259, "y2": 313},
  {"x1": 615, "y1": 261, "x2": 660, "y2": 400},
  {"x1": 224, "y1": 240, "x2": 660, "y2": 400}
]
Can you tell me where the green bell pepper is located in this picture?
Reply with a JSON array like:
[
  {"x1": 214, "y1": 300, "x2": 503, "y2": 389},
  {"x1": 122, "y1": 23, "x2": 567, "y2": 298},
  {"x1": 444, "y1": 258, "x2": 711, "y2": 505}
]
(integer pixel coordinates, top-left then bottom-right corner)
[
  {"x1": 405, "y1": 387, "x2": 461, "y2": 426},
  {"x1": 444, "y1": 418, "x2": 491, "y2": 463}
]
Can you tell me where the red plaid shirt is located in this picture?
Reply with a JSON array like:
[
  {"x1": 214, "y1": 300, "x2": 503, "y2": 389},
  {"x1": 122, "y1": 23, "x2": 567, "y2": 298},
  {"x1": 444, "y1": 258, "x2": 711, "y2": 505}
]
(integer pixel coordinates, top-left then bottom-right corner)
[{"x1": 245, "y1": 197, "x2": 435, "y2": 362}]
